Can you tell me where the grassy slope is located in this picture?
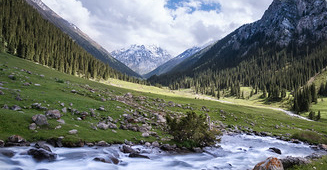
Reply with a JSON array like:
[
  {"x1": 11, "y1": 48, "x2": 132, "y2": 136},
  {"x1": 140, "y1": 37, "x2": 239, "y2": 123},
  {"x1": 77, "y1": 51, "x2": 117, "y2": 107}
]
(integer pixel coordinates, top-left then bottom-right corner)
[{"x1": 0, "y1": 53, "x2": 327, "y2": 146}]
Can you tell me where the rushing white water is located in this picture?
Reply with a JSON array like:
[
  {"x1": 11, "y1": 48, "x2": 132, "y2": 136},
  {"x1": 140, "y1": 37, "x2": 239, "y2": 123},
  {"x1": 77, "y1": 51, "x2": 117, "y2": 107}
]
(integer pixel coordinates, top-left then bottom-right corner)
[{"x1": 0, "y1": 134, "x2": 317, "y2": 170}]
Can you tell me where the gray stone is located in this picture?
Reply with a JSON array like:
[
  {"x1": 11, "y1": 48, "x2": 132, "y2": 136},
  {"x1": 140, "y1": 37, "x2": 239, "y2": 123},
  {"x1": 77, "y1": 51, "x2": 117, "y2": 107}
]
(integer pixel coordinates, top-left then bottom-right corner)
[
  {"x1": 28, "y1": 148, "x2": 57, "y2": 161},
  {"x1": 0, "y1": 140, "x2": 4, "y2": 147},
  {"x1": 120, "y1": 144, "x2": 135, "y2": 153},
  {"x1": 97, "y1": 122, "x2": 109, "y2": 130},
  {"x1": 2, "y1": 104, "x2": 9, "y2": 109},
  {"x1": 46, "y1": 110, "x2": 61, "y2": 119},
  {"x1": 269, "y1": 147, "x2": 282, "y2": 155},
  {"x1": 57, "y1": 119, "x2": 65, "y2": 124},
  {"x1": 32, "y1": 114, "x2": 48, "y2": 126},
  {"x1": 29, "y1": 123, "x2": 37, "y2": 130},
  {"x1": 96, "y1": 141, "x2": 109, "y2": 146},
  {"x1": 68, "y1": 129, "x2": 78, "y2": 135},
  {"x1": 10, "y1": 105, "x2": 22, "y2": 111},
  {"x1": 152, "y1": 141, "x2": 160, "y2": 147},
  {"x1": 129, "y1": 152, "x2": 150, "y2": 159},
  {"x1": 281, "y1": 156, "x2": 311, "y2": 169},
  {"x1": 0, "y1": 90, "x2": 4, "y2": 95},
  {"x1": 142, "y1": 132, "x2": 150, "y2": 138},
  {"x1": 8, "y1": 135, "x2": 26, "y2": 143},
  {"x1": 98, "y1": 106, "x2": 105, "y2": 111}
]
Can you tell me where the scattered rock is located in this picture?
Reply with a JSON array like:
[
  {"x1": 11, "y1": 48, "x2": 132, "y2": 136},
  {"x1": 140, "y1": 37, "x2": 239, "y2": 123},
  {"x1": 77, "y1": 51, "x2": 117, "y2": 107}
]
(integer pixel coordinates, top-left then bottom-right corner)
[
  {"x1": 35, "y1": 141, "x2": 51, "y2": 152},
  {"x1": 97, "y1": 122, "x2": 109, "y2": 130},
  {"x1": 23, "y1": 82, "x2": 30, "y2": 86},
  {"x1": 152, "y1": 141, "x2": 160, "y2": 147},
  {"x1": 192, "y1": 147, "x2": 203, "y2": 153},
  {"x1": 280, "y1": 156, "x2": 311, "y2": 169},
  {"x1": 145, "y1": 142, "x2": 151, "y2": 147},
  {"x1": 46, "y1": 137, "x2": 63, "y2": 148},
  {"x1": 71, "y1": 90, "x2": 77, "y2": 93},
  {"x1": 96, "y1": 141, "x2": 109, "y2": 147},
  {"x1": 128, "y1": 152, "x2": 150, "y2": 159},
  {"x1": 46, "y1": 110, "x2": 61, "y2": 119},
  {"x1": 110, "y1": 156, "x2": 120, "y2": 164},
  {"x1": 55, "y1": 125, "x2": 62, "y2": 129},
  {"x1": 29, "y1": 123, "x2": 37, "y2": 130},
  {"x1": 120, "y1": 144, "x2": 135, "y2": 153},
  {"x1": 2, "y1": 104, "x2": 9, "y2": 109},
  {"x1": 142, "y1": 132, "x2": 150, "y2": 138},
  {"x1": 68, "y1": 129, "x2": 78, "y2": 135},
  {"x1": 27, "y1": 148, "x2": 57, "y2": 161},
  {"x1": 10, "y1": 105, "x2": 22, "y2": 111},
  {"x1": 6, "y1": 135, "x2": 29, "y2": 146},
  {"x1": 34, "y1": 84, "x2": 41, "y2": 86},
  {"x1": 268, "y1": 147, "x2": 282, "y2": 155},
  {"x1": 124, "y1": 93, "x2": 133, "y2": 99},
  {"x1": 0, "y1": 140, "x2": 4, "y2": 147},
  {"x1": 31, "y1": 103, "x2": 48, "y2": 110},
  {"x1": 57, "y1": 119, "x2": 65, "y2": 124},
  {"x1": 318, "y1": 144, "x2": 327, "y2": 151},
  {"x1": 98, "y1": 106, "x2": 105, "y2": 111},
  {"x1": 93, "y1": 157, "x2": 110, "y2": 163},
  {"x1": 32, "y1": 114, "x2": 48, "y2": 126},
  {"x1": 0, "y1": 90, "x2": 4, "y2": 95},
  {"x1": 160, "y1": 144, "x2": 174, "y2": 151},
  {"x1": 8, "y1": 75, "x2": 16, "y2": 80},
  {"x1": 253, "y1": 157, "x2": 284, "y2": 170},
  {"x1": 8, "y1": 135, "x2": 26, "y2": 143}
]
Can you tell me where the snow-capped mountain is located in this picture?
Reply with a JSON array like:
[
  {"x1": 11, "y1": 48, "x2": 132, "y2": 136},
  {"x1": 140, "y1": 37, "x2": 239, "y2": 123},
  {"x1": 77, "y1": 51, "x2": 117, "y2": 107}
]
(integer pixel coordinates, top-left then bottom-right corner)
[
  {"x1": 111, "y1": 45, "x2": 173, "y2": 75},
  {"x1": 143, "y1": 46, "x2": 204, "y2": 79}
]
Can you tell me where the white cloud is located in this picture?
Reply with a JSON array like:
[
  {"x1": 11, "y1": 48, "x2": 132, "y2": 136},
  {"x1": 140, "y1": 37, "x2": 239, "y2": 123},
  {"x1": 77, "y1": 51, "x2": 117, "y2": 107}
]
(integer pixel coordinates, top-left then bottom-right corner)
[{"x1": 41, "y1": 0, "x2": 273, "y2": 56}]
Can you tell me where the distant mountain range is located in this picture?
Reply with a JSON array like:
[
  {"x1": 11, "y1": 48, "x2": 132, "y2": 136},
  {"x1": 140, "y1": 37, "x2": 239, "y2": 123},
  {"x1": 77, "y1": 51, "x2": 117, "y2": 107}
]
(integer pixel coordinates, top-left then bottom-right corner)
[
  {"x1": 143, "y1": 46, "x2": 204, "y2": 79},
  {"x1": 111, "y1": 45, "x2": 173, "y2": 75},
  {"x1": 25, "y1": 0, "x2": 141, "y2": 78}
]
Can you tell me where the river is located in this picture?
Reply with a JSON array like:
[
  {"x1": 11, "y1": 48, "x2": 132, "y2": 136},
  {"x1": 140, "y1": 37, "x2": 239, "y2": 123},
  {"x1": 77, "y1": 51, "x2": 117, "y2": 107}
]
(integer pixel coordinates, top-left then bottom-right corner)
[{"x1": 0, "y1": 134, "x2": 318, "y2": 170}]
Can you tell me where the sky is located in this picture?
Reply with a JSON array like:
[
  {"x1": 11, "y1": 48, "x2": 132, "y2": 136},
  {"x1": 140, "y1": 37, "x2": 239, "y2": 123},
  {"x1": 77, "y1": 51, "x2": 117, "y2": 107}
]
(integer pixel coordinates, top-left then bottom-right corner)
[{"x1": 41, "y1": 0, "x2": 273, "y2": 56}]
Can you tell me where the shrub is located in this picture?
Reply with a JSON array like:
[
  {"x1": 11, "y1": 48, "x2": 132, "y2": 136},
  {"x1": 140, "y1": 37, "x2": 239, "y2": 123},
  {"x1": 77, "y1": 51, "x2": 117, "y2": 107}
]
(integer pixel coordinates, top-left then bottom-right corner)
[{"x1": 166, "y1": 112, "x2": 220, "y2": 148}]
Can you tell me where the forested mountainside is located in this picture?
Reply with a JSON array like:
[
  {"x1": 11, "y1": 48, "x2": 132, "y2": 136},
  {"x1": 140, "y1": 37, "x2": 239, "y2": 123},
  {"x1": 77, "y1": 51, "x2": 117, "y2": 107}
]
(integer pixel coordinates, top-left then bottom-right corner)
[
  {"x1": 149, "y1": 0, "x2": 327, "y2": 98},
  {"x1": 25, "y1": 0, "x2": 141, "y2": 78},
  {"x1": 0, "y1": 0, "x2": 143, "y2": 83}
]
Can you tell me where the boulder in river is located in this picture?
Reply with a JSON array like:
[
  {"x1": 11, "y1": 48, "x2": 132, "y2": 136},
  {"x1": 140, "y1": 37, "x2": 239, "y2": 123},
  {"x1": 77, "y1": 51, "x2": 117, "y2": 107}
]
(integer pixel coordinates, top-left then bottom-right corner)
[
  {"x1": 35, "y1": 141, "x2": 52, "y2": 152},
  {"x1": 0, "y1": 140, "x2": 4, "y2": 147},
  {"x1": 268, "y1": 147, "x2": 282, "y2": 155},
  {"x1": 253, "y1": 157, "x2": 284, "y2": 170},
  {"x1": 27, "y1": 148, "x2": 57, "y2": 161},
  {"x1": 32, "y1": 114, "x2": 48, "y2": 126},
  {"x1": 120, "y1": 144, "x2": 135, "y2": 153},
  {"x1": 280, "y1": 156, "x2": 311, "y2": 169},
  {"x1": 128, "y1": 152, "x2": 150, "y2": 159}
]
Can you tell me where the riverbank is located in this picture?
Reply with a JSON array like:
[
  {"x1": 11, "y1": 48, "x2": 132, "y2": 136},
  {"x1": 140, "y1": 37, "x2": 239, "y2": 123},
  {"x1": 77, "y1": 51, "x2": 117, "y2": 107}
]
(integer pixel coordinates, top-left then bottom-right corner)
[{"x1": 1, "y1": 134, "x2": 325, "y2": 170}]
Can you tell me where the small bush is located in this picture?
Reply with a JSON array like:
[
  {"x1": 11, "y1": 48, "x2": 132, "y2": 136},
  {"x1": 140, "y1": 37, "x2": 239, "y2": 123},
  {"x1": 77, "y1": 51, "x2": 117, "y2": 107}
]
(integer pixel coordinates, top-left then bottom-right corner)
[{"x1": 166, "y1": 112, "x2": 220, "y2": 148}]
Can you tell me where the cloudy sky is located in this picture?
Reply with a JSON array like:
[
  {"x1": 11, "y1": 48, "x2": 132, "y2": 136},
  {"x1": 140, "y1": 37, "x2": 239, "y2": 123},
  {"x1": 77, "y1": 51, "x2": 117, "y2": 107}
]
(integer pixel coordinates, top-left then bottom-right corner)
[{"x1": 41, "y1": 0, "x2": 273, "y2": 56}]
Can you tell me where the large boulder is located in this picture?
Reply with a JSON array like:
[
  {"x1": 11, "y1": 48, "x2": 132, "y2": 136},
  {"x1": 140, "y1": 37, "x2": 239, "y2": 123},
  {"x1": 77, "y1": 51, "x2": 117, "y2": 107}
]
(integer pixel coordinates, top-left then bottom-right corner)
[
  {"x1": 32, "y1": 114, "x2": 48, "y2": 126},
  {"x1": 45, "y1": 110, "x2": 61, "y2": 119},
  {"x1": 280, "y1": 156, "x2": 311, "y2": 169},
  {"x1": 253, "y1": 157, "x2": 284, "y2": 170},
  {"x1": 27, "y1": 148, "x2": 57, "y2": 161},
  {"x1": 6, "y1": 135, "x2": 29, "y2": 146},
  {"x1": 120, "y1": 144, "x2": 135, "y2": 153},
  {"x1": 35, "y1": 141, "x2": 52, "y2": 152}
]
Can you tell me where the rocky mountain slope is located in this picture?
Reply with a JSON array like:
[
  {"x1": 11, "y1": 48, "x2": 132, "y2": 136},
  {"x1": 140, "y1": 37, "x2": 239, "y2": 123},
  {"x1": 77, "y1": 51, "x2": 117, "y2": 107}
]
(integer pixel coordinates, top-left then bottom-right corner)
[
  {"x1": 25, "y1": 0, "x2": 141, "y2": 78},
  {"x1": 111, "y1": 45, "x2": 173, "y2": 75},
  {"x1": 150, "y1": 0, "x2": 327, "y2": 87}
]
